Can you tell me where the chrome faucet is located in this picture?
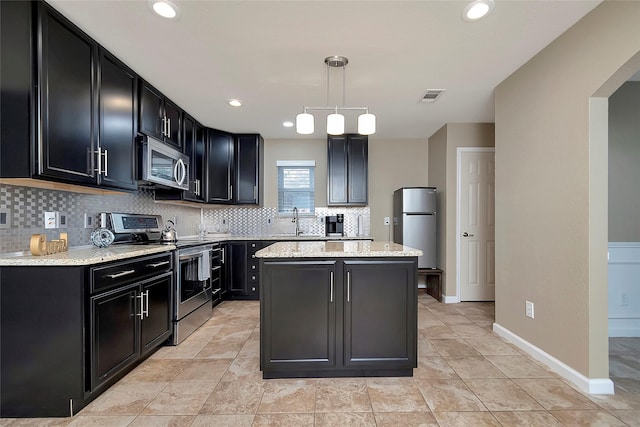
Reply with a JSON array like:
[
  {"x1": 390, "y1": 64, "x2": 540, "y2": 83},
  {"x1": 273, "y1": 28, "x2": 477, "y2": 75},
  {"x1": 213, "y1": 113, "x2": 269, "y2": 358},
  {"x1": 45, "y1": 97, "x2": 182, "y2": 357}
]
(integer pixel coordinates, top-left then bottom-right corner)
[{"x1": 292, "y1": 207, "x2": 301, "y2": 236}]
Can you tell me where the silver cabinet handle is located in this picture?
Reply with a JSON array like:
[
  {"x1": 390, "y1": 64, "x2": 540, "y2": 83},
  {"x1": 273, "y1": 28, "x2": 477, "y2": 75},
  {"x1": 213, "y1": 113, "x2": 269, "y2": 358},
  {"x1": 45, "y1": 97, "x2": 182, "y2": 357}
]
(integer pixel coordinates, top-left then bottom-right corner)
[
  {"x1": 221, "y1": 247, "x2": 225, "y2": 263},
  {"x1": 167, "y1": 118, "x2": 171, "y2": 138},
  {"x1": 161, "y1": 117, "x2": 166, "y2": 137},
  {"x1": 195, "y1": 179, "x2": 200, "y2": 196},
  {"x1": 347, "y1": 271, "x2": 351, "y2": 303},
  {"x1": 103, "y1": 149, "x2": 108, "y2": 176},
  {"x1": 230, "y1": 185, "x2": 233, "y2": 200},
  {"x1": 330, "y1": 271, "x2": 334, "y2": 303},
  {"x1": 137, "y1": 292, "x2": 144, "y2": 318},
  {"x1": 106, "y1": 269, "x2": 135, "y2": 279},
  {"x1": 146, "y1": 261, "x2": 169, "y2": 268},
  {"x1": 94, "y1": 146, "x2": 102, "y2": 175},
  {"x1": 462, "y1": 232, "x2": 474, "y2": 237},
  {"x1": 143, "y1": 290, "x2": 149, "y2": 318}
]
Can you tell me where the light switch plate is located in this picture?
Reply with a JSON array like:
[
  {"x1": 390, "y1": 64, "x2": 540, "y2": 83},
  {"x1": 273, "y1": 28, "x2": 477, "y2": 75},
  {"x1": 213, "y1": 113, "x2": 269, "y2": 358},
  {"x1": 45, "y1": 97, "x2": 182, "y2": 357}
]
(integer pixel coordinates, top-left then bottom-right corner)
[
  {"x1": 58, "y1": 212, "x2": 68, "y2": 229},
  {"x1": 84, "y1": 213, "x2": 93, "y2": 229},
  {"x1": 0, "y1": 209, "x2": 9, "y2": 229}
]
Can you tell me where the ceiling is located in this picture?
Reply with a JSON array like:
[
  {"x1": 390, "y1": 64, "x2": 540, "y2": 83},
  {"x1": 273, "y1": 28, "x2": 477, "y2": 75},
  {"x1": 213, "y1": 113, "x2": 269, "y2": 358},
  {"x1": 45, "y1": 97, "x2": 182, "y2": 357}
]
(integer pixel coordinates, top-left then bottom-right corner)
[{"x1": 47, "y1": 0, "x2": 602, "y2": 140}]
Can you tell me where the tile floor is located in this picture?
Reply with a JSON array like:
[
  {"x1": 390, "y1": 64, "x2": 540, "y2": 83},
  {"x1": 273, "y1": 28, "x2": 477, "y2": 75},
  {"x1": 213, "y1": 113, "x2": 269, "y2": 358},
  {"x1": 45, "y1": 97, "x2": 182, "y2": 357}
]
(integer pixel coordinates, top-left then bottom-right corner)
[{"x1": 2, "y1": 294, "x2": 640, "y2": 426}]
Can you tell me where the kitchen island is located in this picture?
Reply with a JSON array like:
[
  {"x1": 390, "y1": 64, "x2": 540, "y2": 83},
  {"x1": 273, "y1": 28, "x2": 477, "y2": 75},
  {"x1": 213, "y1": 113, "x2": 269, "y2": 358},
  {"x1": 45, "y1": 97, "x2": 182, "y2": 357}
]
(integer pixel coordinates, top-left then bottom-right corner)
[{"x1": 256, "y1": 241, "x2": 421, "y2": 379}]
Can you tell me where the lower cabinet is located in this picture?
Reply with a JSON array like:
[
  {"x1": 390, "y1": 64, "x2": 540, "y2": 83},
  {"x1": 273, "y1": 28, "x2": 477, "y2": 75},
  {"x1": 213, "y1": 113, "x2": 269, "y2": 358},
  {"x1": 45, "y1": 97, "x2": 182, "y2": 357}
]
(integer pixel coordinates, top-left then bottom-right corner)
[
  {"x1": 226, "y1": 241, "x2": 268, "y2": 300},
  {"x1": 0, "y1": 252, "x2": 173, "y2": 418},
  {"x1": 260, "y1": 257, "x2": 417, "y2": 378}
]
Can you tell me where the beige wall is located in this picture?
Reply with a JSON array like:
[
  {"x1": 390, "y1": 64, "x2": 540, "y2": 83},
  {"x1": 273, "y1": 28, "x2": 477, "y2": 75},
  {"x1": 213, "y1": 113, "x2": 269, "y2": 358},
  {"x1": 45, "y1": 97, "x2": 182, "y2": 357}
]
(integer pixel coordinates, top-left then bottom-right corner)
[
  {"x1": 263, "y1": 137, "x2": 429, "y2": 241},
  {"x1": 609, "y1": 81, "x2": 640, "y2": 242},
  {"x1": 428, "y1": 123, "x2": 495, "y2": 297},
  {"x1": 368, "y1": 138, "x2": 429, "y2": 241},
  {"x1": 494, "y1": 1, "x2": 640, "y2": 379}
]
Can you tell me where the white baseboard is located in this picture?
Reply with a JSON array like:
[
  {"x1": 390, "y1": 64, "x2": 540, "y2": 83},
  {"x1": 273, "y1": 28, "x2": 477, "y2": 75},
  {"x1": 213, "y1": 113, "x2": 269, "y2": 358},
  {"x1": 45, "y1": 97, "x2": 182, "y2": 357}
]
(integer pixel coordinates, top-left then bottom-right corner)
[
  {"x1": 493, "y1": 323, "x2": 614, "y2": 395},
  {"x1": 443, "y1": 295, "x2": 460, "y2": 304}
]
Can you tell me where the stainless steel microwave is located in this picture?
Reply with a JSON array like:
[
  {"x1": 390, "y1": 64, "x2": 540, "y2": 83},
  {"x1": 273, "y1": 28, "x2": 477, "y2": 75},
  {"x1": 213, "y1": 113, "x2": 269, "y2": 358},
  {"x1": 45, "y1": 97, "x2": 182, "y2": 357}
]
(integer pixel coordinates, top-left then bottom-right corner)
[{"x1": 140, "y1": 136, "x2": 190, "y2": 191}]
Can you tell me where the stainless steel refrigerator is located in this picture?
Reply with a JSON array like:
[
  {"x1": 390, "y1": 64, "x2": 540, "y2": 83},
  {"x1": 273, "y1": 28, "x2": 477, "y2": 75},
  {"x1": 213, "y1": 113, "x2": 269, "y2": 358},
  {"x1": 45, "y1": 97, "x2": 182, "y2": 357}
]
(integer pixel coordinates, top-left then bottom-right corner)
[{"x1": 393, "y1": 187, "x2": 437, "y2": 269}]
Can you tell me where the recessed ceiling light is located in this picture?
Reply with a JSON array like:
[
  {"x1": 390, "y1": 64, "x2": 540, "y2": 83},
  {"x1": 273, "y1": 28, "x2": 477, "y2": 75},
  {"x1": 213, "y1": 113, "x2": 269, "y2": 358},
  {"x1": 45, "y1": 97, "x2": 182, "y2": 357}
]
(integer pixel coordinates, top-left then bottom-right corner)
[
  {"x1": 228, "y1": 99, "x2": 242, "y2": 107},
  {"x1": 149, "y1": 0, "x2": 179, "y2": 19},
  {"x1": 282, "y1": 121, "x2": 294, "y2": 128},
  {"x1": 463, "y1": 0, "x2": 494, "y2": 21}
]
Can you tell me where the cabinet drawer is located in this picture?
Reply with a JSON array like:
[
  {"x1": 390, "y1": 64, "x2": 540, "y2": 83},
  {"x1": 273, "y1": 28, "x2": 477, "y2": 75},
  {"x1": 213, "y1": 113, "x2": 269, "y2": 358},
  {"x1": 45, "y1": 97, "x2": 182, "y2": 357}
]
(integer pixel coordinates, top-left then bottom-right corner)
[{"x1": 91, "y1": 252, "x2": 173, "y2": 294}]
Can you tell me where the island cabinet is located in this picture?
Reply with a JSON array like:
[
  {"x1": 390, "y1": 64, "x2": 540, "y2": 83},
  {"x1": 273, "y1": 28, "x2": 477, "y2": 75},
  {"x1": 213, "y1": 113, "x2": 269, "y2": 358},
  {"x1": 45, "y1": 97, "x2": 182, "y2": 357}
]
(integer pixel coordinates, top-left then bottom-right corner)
[
  {"x1": 259, "y1": 243, "x2": 418, "y2": 378},
  {"x1": 0, "y1": 251, "x2": 173, "y2": 418}
]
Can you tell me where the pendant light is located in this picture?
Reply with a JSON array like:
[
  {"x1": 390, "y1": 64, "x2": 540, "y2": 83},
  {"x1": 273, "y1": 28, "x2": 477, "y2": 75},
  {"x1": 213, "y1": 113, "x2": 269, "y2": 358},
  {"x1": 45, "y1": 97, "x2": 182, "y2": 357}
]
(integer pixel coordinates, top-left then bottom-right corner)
[{"x1": 296, "y1": 56, "x2": 376, "y2": 136}]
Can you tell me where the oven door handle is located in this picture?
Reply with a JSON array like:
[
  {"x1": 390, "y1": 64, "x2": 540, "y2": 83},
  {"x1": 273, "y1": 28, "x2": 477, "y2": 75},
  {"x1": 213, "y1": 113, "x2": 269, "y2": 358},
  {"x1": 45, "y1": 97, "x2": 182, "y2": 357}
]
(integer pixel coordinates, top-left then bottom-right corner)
[{"x1": 179, "y1": 253, "x2": 202, "y2": 262}]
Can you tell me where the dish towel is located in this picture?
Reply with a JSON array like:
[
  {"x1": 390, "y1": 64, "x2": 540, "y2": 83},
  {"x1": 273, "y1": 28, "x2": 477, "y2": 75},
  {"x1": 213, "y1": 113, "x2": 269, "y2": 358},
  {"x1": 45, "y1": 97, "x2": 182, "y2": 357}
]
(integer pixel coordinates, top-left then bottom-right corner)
[{"x1": 197, "y1": 250, "x2": 210, "y2": 282}]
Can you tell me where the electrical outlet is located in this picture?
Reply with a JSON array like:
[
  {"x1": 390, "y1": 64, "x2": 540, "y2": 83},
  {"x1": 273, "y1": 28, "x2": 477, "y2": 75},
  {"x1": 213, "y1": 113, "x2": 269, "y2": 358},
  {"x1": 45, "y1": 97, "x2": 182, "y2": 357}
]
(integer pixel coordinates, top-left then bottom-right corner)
[
  {"x1": 57, "y1": 212, "x2": 68, "y2": 229},
  {"x1": 525, "y1": 300, "x2": 535, "y2": 319},
  {"x1": 0, "y1": 208, "x2": 9, "y2": 229},
  {"x1": 44, "y1": 211, "x2": 57, "y2": 229},
  {"x1": 84, "y1": 213, "x2": 94, "y2": 229},
  {"x1": 384, "y1": 216, "x2": 390, "y2": 225}
]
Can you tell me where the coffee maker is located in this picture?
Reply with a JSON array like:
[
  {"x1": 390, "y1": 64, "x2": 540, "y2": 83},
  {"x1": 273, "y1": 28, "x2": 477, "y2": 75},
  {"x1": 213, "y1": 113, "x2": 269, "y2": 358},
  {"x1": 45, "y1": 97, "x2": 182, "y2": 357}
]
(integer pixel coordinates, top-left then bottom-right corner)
[{"x1": 325, "y1": 214, "x2": 344, "y2": 237}]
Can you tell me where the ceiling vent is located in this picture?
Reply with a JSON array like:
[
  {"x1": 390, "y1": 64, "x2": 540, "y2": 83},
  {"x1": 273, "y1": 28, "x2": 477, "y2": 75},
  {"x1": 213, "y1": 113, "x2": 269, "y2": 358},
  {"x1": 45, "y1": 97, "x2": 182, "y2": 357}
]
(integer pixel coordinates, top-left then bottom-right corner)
[{"x1": 420, "y1": 89, "x2": 446, "y2": 103}]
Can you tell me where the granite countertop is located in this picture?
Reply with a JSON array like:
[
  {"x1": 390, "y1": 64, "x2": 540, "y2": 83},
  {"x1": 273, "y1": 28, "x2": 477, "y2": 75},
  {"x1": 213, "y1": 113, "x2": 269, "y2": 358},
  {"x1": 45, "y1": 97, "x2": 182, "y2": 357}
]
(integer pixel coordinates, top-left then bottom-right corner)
[
  {"x1": 255, "y1": 241, "x2": 422, "y2": 258},
  {"x1": 0, "y1": 244, "x2": 175, "y2": 266}
]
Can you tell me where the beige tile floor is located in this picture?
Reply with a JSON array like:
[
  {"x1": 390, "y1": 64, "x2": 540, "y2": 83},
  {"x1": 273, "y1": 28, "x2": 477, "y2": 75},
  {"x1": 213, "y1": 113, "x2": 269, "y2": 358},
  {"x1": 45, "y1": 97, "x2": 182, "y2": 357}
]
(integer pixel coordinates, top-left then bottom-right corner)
[{"x1": 2, "y1": 294, "x2": 640, "y2": 426}]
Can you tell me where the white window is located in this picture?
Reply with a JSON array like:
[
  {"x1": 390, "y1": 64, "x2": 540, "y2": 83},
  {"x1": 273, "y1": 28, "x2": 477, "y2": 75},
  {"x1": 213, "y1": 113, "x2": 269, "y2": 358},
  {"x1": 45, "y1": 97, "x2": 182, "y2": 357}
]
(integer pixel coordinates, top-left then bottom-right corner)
[{"x1": 277, "y1": 160, "x2": 315, "y2": 214}]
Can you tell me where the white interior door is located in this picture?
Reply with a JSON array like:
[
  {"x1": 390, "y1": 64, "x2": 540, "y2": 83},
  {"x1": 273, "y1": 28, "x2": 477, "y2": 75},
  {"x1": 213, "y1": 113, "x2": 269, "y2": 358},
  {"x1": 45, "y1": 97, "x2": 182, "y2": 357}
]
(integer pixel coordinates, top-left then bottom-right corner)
[{"x1": 459, "y1": 149, "x2": 495, "y2": 301}]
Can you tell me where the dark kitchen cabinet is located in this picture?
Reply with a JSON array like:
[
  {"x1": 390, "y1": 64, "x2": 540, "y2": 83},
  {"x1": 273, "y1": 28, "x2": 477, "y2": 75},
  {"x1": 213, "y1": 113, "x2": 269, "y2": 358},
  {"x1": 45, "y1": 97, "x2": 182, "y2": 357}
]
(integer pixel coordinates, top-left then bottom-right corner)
[
  {"x1": 343, "y1": 260, "x2": 416, "y2": 369},
  {"x1": 139, "y1": 80, "x2": 182, "y2": 149},
  {"x1": 91, "y1": 284, "x2": 139, "y2": 388},
  {"x1": 0, "y1": 1, "x2": 137, "y2": 192},
  {"x1": 225, "y1": 241, "x2": 265, "y2": 300},
  {"x1": 38, "y1": 3, "x2": 98, "y2": 184},
  {"x1": 327, "y1": 134, "x2": 368, "y2": 206},
  {"x1": 261, "y1": 260, "x2": 338, "y2": 373},
  {"x1": 206, "y1": 129, "x2": 234, "y2": 203},
  {"x1": 0, "y1": 251, "x2": 173, "y2": 418},
  {"x1": 98, "y1": 50, "x2": 138, "y2": 191},
  {"x1": 211, "y1": 244, "x2": 225, "y2": 306},
  {"x1": 260, "y1": 257, "x2": 417, "y2": 378},
  {"x1": 235, "y1": 134, "x2": 263, "y2": 205}
]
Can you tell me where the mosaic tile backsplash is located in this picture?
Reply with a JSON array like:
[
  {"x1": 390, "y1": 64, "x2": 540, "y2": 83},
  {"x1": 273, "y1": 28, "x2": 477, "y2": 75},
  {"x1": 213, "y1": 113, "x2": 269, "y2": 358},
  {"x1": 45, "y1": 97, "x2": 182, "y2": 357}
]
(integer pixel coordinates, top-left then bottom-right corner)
[{"x1": 0, "y1": 184, "x2": 370, "y2": 253}]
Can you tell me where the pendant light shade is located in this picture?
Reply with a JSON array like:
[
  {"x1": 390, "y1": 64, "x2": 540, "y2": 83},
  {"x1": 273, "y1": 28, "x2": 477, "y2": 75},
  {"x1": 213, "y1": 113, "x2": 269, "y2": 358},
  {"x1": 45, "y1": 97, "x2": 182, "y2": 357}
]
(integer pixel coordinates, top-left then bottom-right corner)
[
  {"x1": 327, "y1": 113, "x2": 345, "y2": 135},
  {"x1": 296, "y1": 112, "x2": 314, "y2": 135},
  {"x1": 357, "y1": 113, "x2": 376, "y2": 135}
]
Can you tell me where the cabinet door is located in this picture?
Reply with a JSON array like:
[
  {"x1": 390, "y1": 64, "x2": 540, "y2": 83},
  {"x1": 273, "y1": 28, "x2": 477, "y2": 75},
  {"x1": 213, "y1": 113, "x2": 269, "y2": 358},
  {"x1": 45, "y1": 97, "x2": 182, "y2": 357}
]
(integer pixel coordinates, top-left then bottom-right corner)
[
  {"x1": 39, "y1": 4, "x2": 97, "y2": 184},
  {"x1": 98, "y1": 50, "x2": 137, "y2": 191},
  {"x1": 261, "y1": 260, "x2": 337, "y2": 372},
  {"x1": 164, "y1": 99, "x2": 182, "y2": 148},
  {"x1": 327, "y1": 135, "x2": 348, "y2": 205},
  {"x1": 347, "y1": 135, "x2": 368, "y2": 205},
  {"x1": 235, "y1": 134, "x2": 261, "y2": 204},
  {"x1": 182, "y1": 114, "x2": 198, "y2": 200},
  {"x1": 206, "y1": 130, "x2": 234, "y2": 203},
  {"x1": 228, "y1": 242, "x2": 247, "y2": 296},
  {"x1": 139, "y1": 82, "x2": 163, "y2": 140},
  {"x1": 342, "y1": 260, "x2": 417, "y2": 369},
  {"x1": 90, "y1": 284, "x2": 139, "y2": 389},
  {"x1": 140, "y1": 273, "x2": 173, "y2": 356}
]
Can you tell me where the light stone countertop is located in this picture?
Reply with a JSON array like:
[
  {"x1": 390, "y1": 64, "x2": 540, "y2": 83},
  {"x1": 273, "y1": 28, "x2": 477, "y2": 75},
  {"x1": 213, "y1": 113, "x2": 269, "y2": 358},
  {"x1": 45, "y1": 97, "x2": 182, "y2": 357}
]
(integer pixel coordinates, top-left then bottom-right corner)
[
  {"x1": 255, "y1": 241, "x2": 422, "y2": 258},
  {"x1": 0, "y1": 244, "x2": 175, "y2": 266}
]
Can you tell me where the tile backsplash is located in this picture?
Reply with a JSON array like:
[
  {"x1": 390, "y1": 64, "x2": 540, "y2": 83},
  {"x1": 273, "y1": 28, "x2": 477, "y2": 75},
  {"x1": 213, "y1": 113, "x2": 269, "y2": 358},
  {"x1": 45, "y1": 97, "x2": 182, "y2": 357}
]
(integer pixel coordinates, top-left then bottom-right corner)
[{"x1": 0, "y1": 184, "x2": 370, "y2": 253}]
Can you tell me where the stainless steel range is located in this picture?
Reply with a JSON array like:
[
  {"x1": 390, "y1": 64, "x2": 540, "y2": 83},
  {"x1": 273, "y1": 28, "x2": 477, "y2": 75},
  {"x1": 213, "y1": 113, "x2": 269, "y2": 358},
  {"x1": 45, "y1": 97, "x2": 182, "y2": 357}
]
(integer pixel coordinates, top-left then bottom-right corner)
[{"x1": 103, "y1": 212, "x2": 213, "y2": 345}]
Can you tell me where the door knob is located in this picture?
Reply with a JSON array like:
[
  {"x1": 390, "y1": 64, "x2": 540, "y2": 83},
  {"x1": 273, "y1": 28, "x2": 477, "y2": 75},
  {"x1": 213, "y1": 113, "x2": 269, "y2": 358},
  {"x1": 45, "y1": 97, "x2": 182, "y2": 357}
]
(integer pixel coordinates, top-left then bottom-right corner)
[{"x1": 463, "y1": 232, "x2": 474, "y2": 237}]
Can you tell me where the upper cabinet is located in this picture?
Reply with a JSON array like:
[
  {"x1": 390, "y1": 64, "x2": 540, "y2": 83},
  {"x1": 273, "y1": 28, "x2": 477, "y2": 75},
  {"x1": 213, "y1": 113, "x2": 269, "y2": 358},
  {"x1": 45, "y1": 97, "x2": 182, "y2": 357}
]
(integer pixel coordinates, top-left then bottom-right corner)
[
  {"x1": 0, "y1": 1, "x2": 137, "y2": 192},
  {"x1": 206, "y1": 129, "x2": 234, "y2": 204},
  {"x1": 181, "y1": 115, "x2": 206, "y2": 202},
  {"x1": 139, "y1": 81, "x2": 182, "y2": 149},
  {"x1": 234, "y1": 134, "x2": 263, "y2": 205},
  {"x1": 38, "y1": 3, "x2": 98, "y2": 185},
  {"x1": 98, "y1": 50, "x2": 138, "y2": 191},
  {"x1": 327, "y1": 134, "x2": 368, "y2": 206}
]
